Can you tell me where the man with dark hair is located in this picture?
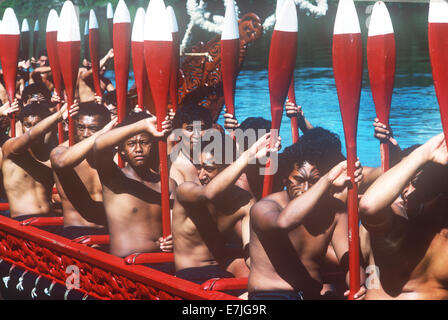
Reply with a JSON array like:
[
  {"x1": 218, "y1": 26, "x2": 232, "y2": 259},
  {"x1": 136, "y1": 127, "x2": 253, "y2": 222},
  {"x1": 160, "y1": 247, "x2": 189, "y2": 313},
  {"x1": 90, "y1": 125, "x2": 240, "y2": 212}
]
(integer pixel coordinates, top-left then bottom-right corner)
[
  {"x1": 77, "y1": 49, "x2": 115, "y2": 103},
  {"x1": 1, "y1": 102, "x2": 75, "y2": 221},
  {"x1": 173, "y1": 131, "x2": 280, "y2": 285},
  {"x1": 248, "y1": 127, "x2": 366, "y2": 300},
  {"x1": 169, "y1": 103, "x2": 213, "y2": 186},
  {"x1": 50, "y1": 102, "x2": 116, "y2": 240},
  {"x1": 21, "y1": 83, "x2": 52, "y2": 107},
  {"x1": 359, "y1": 133, "x2": 448, "y2": 299},
  {"x1": 93, "y1": 112, "x2": 175, "y2": 267},
  {"x1": 103, "y1": 90, "x2": 117, "y2": 119}
]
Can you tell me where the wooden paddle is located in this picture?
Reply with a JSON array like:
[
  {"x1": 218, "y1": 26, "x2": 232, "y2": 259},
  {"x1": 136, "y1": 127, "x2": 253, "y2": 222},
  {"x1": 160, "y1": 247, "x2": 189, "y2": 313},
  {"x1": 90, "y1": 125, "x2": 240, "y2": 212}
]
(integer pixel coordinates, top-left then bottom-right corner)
[
  {"x1": 46, "y1": 9, "x2": 64, "y2": 144},
  {"x1": 167, "y1": 6, "x2": 180, "y2": 112},
  {"x1": 262, "y1": 0, "x2": 298, "y2": 197},
  {"x1": 89, "y1": 9, "x2": 103, "y2": 98},
  {"x1": 144, "y1": 0, "x2": 173, "y2": 238},
  {"x1": 21, "y1": 19, "x2": 30, "y2": 61},
  {"x1": 0, "y1": 9, "x2": 21, "y2": 137},
  {"x1": 332, "y1": 0, "x2": 363, "y2": 300},
  {"x1": 57, "y1": 0, "x2": 81, "y2": 146},
  {"x1": 131, "y1": 7, "x2": 147, "y2": 112},
  {"x1": 367, "y1": 1, "x2": 396, "y2": 172}
]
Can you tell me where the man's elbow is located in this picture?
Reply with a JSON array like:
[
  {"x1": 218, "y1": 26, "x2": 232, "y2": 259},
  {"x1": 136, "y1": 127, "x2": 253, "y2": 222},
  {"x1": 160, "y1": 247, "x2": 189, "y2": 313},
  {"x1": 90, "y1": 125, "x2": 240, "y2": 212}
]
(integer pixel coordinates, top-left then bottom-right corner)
[{"x1": 358, "y1": 196, "x2": 378, "y2": 219}]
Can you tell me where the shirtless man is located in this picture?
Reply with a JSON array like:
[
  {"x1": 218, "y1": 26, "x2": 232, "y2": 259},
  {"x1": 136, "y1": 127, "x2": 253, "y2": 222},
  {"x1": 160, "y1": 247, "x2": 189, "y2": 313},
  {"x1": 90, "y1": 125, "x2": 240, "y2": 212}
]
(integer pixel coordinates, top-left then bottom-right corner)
[
  {"x1": 359, "y1": 132, "x2": 448, "y2": 300},
  {"x1": 77, "y1": 49, "x2": 115, "y2": 103},
  {"x1": 93, "y1": 112, "x2": 174, "y2": 265},
  {"x1": 248, "y1": 127, "x2": 366, "y2": 300},
  {"x1": 50, "y1": 102, "x2": 116, "y2": 240},
  {"x1": 173, "y1": 131, "x2": 280, "y2": 284},
  {"x1": 169, "y1": 103, "x2": 213, "y2": 186},
  {"x1": 1, "y1": 101, "x2": 74, "y2": 221}
]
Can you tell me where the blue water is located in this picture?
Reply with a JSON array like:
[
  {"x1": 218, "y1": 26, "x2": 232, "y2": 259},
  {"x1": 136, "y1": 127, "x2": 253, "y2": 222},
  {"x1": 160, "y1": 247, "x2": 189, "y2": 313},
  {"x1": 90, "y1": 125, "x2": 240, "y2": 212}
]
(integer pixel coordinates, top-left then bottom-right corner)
[{"x1": 215, "y1": 68, "x2": 442, "y2": 168}]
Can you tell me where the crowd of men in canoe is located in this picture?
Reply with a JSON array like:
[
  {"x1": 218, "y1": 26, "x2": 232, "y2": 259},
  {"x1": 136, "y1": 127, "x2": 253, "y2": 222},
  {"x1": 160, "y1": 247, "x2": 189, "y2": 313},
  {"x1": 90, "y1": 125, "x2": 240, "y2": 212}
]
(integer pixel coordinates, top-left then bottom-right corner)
[{"x1": 0, "y1": 47, "x2": 447, "y2": 300}]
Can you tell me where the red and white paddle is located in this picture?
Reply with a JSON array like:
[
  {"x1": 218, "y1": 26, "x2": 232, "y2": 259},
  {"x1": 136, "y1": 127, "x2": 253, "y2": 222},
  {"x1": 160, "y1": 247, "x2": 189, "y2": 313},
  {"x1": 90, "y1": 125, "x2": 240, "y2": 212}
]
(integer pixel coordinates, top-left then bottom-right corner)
[
  {"x1": 429, "y1": 0, "x2": 448, "y2": 142},
  {"x1": 33, "y1": 20, "x2": 39, "y2": 58},
  {"x1": 262, "y1": 0, "x2": 298, "y2": 197},
  {"x1": 89, "y1": 9, "x2": 102, "y2": 98},
  {"x1": 83, "y1": 20, "x2": 89, "y2": 61},
  {"x1": 107, "y1": 2, "x2": 114, "y2": 48},
  {"x1": 332, "y1": 0, "x2": 363, "y2": 300},
  {"x1": 46, "y1": 9, "x2": 64, "y2": 144},
  {"x1": 21, "y1": 19, "x2": 30, "y2": 61},
  {"x1": 367, "y1": 1, "x2": 396, "y2": 172},
  {"x1": 167, "y1": 5, "x2": 180, "y2": 112},
  {"x1": 221, "y1": 0, "x2": 240, "y2": 118},
  {"x1": 131, "y1": 7, "x2": 147, "y2": 112},
  {"x1": 0, "y1": 8, "x2": 20, "y2": 137},
  {"x1": 57, "y1": 0, "x2": 81, "y2": 146},
  {"x1": 144, "y1": 0, "x2": 173, "y2": 238}
]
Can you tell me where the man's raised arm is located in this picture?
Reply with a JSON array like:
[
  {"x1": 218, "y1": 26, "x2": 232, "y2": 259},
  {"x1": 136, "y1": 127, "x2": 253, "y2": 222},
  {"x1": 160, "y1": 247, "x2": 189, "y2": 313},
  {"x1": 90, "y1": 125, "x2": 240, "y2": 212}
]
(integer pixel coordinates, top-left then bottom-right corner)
[
  {"x1": 3, "y1": 103, "x2": 70, "y2": 157},
  {"x1": 176, "y1": 133, "x2": 280, "y2": 205},
  {"x1": 359, "y1": 133, "x2": 448, "y2": 227},
  {"x1": 51, "y1": 118, "x2": 117, "y2": 170}
]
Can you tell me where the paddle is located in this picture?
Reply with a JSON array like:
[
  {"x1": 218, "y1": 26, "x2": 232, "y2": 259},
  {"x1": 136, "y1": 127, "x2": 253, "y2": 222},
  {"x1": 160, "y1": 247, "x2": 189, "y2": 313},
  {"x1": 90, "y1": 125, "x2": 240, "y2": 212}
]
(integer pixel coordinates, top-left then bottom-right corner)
[
  {"x1": 332, "y1": 0, "x2": 363, "y2": 300},
  {"x1": 46, "y1": 9, "x2": 64, "y2": 144},
  {"x1": 21, "y1": 19, "x2": 30, "y2": 61},
  {"x1": 89, "y1": 9, "x2": 103, "y2": 98},
  {"x1": 221, "y1": 0, "x2": 240, "y2": 118},
  {"x1": 428, "y1": 0, "x2": 448, "y2": 143},
  {"x1": 144, "y1": 0, "x2": 173, "y2": 238},
  {"x1": 57, "y1": 0, "x2": 81, "y2": 146},
  {"x1": 131, "y1": 7, "x2": 147, "y2": 112},
  {"x1": 0, "y1": 9, "x2": 21, "y2": 137},
  {"x1": 113, "y1": 0, "x2": 131, "y2": 168},
  {"x1": 167, "y1": 6, "x2": 180, "y2": 112},
  {"x1": 33, "y1": 20, "x2": 39, "y2": 58},
  {"x1": 262, "y1": 0, "x2": 298, "y2": 197},
  {"x1": 107, "y1": 2, "x2": 114, "y2": 48},
  {"x1": 83, "y1": 20, "x2": 89, "y2": 61},
  {"x1": 367, "y1": 1, "x2": 396, "y2": 172}
]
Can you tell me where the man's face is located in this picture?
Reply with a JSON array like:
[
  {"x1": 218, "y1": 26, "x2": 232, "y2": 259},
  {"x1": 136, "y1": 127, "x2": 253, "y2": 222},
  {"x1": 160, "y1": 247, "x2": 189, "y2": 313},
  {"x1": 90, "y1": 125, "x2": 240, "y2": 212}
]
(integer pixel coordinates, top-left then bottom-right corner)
[
  {"x1": 38, "y1": 55, "x2": 49, "y2": 67},
  {"x1": 286, "y1": 161, "x2": 321, "y2": 199},
  {"x1": 76, "y1": 114, "x2": 104, "y2": 143},
  {"x1": 197, "y1": 151, "x2": 221, "y2": 185},
  {"x1": 106, "y1": 104, "x2": 117, "y2": 120},
  {"x1": 22, "y1": 115, "x2": 42, "y2": 134},
  {"x1": 181, "y1": 120, "x2": 208, "y2": 151},
  {"x1": 25, "y1": 93, "x2": 46, "y2": 106},
  {"x1": 121, "y1": 133, "x2": 153, "y2": 168}
]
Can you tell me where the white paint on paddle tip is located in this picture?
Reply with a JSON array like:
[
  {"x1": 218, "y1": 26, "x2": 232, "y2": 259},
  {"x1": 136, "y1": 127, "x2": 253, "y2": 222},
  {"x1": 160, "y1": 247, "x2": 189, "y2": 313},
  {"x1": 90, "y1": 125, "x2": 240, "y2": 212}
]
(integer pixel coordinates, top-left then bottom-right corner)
[
  {"x1": 89, "y1": 9, "x2": 99, "y2": 30},
  {"x1": 221, "y1": 0, "x2": 239, "y2": 39},
  {"x1": 84, "y1": 20, "x2": 89, "y2": 35},
  {"x1": 46, "y1": 10, "x2": 59, "y2": 33},
  {"x1": 34, "y1": 20, "x2": 39, "y2": 32},
  {"x1": 334, "y1": 0, "x2": 361, "y2": 34},
  {"x1": 21, "y1": 18, "x2": 29, "y2": 32},
  {"x1": 107, "y1": 2, "x2": 114, "y2": 19},
  {"x1": 275, "y1": 0, "x2": 287, "y2": 20},
  {"x1": 429, "y1": 0, "x2": 448, "y2": 23},
  {"x1": 131, "y1": 7, "x2": 145, "y2": 42},
  {"x1": 368, "y1": 1, "x2": 393, "y2": 36},
  {"x1": 113, "y1": 0, "x2": 131, "y2": 24},
  {"x1": 1, "y1": 8, "x2": 20, "y2": 35},
  {"x1": 57, "y1": 1, "x2": 81, "y2": 42},
  {"x1": 145, "y1": 0, "x2": 172, "y2": 41},
  {"x1": 274, "y1": 0, "x2": 297, "y2": 32},
  {"x1": 167, "y1": 6, "x2": 179, "y2": 33}
]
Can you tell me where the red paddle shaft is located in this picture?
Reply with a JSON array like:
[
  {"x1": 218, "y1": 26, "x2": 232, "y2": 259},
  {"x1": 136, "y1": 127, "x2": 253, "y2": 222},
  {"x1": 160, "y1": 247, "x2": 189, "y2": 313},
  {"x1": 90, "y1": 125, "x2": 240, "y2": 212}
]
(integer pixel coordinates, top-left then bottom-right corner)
[
  {"x1": 131, "y1": 40, "x2": 147, "y2": 111},
  {"x1": 333, "y1": 32, "x2": 363, "y2": 300},
  {"x1": 262, "y1": 30, "x2": 297, "y2": 197},
  {"x1": 46, "y1": 30, "x2": 64, "y2": 144},
  {"x1": 57, "y1": 41, "x2": 81, "y2": 146},
  {"x1": 0, "y1": 34, "x2": 20, "y2": 137},
  {"x1": 169, "y1": 32, "x2": 180, "y2": 112},
  {"x1": 429, "y1": 22, "x2": 448, "y2": 143},
  {"x1": 221, "y1": 38, "x2": 240, "y2": 116},
  {"x1": 288, "y1": 78, "x2": 299, "y2": 143},
  {"x1": 145, "y1": 40, "x2": 173, "y2": 237},
  {"x1": 367, "y1": 33, "x2": 396, "y2": 172},
  {"x1": 89, "y1": 27, "x2": 103, "y2": 97}
]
